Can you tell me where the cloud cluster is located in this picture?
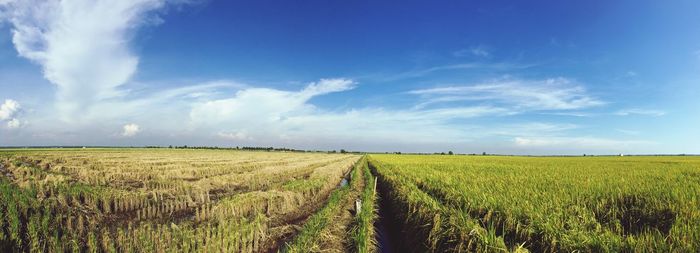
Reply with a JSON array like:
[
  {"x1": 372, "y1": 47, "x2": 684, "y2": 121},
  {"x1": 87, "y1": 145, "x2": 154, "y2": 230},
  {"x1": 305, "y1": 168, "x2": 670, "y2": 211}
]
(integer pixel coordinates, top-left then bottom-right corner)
[
  {"x1": 189, "y1": 78, "x2": 526, "y2": 146},
  {"x1": 0, "y1": 0, "x2": 179, "y2": 121},
  {"x1": 0, "y1": 2, "x2": 667, "y2": 154}
]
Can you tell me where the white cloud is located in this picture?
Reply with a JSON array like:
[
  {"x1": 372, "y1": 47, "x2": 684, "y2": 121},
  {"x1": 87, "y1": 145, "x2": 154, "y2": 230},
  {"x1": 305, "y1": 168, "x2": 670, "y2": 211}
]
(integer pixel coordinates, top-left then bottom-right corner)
[
  {"x1": 300, "y1": 78, "x2": 356, "y2": 96},
  {"x1": 615, "y1": 109, "x2": 665, "y2": 117},
  {"x1": 0, "y1": 2, "x2": 667, "y2": 154},
  {"x1": 379, "y1": 62, "x2": 534, "y2": 81},
  {"x1": 189, "y1": 78, "x2": 513, "y2": 144},
  {"x1": 514, "y1": 136, "x2": 653, "y2": 150},
  {"x1": 541, "y1": 111, "x2": 593, "y2": 117},
  {"x1": 0, "y1": 99, "x2": 20, "y2": 120},
  {"x1": 453, "y1": 45, "x2": 491, "y2": 58},
  {"x1": 122, "y1": 123, "x2": 141, "y2": 137},
  {"x1": 0, "y1": 73, "x2": 660, "y2": 154},
  {"x1": 616, "y1": 129, "x2": 640, "y2": 135},
  {"x1": 217, "y1": 131, "x2": 251, "y2": 141},
  {"x1": 0, "y1": 0, "x2": 186, "y2": 121},
  {"x1": 6, "y1": 118, "x2": 20, "y2": 129},
  {"x1": 190, "y1": 78, "x2": 354, "y2": 129},
  {"x1": 410, "y1": 77, "x2": 605, "y2": 111},
  {"x1": 470, "y1": 47, "x2": 490, "y2": 57}
]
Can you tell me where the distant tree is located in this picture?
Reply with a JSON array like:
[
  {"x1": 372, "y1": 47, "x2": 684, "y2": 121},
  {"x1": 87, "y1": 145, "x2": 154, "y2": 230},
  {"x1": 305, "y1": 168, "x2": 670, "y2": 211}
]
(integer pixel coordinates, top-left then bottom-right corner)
[
  {"x1": 340, "y1": 149, "x2": 347, "y2": 153},
  {"x1": 448, "y1": 151, "x2": 454, "y2": 155},
  {"x1": 482, "y1": 152, "x2": 487, "y2": 156}
]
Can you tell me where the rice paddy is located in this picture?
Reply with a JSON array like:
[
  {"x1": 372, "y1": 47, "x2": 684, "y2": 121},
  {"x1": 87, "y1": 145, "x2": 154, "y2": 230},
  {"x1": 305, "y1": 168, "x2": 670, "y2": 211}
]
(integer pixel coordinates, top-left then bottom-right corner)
[
  {"x1": 368, "y1": 154, "x2": 700, "y2": 252},
  {"x1": 2, "y1": 149, "x2": 698, "y2": 252}
]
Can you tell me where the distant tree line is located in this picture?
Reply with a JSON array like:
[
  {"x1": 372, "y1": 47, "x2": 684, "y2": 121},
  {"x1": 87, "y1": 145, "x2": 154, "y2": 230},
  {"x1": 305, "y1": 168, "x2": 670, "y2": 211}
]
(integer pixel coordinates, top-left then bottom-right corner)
[{"x1": 142, "y1": 145, "x2": 360, "y2": 154}]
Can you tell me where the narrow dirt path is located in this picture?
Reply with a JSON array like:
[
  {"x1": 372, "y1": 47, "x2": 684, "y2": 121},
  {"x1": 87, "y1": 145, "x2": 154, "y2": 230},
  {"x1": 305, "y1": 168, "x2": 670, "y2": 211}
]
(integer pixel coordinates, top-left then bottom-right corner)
[{"x1": 315, "y1": 164, "x2": 366, "y2": 252}]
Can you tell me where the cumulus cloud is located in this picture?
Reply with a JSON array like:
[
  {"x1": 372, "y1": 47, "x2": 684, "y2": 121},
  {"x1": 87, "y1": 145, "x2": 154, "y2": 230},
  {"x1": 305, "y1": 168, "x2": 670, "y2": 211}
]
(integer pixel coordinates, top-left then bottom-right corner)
[
  {"x1": 0, "y1": 99, "x2": 20, "y2": 120},
  {"x1": 6, "y1": 118, "x2": 20, "y2": 129},
  {"x1": 122, "y1": 123, "x2": 141, "y2": 137},
  {"x1": 409, "y1": 77, "x2": 605, "y2": 111},
  {"x1": 0, "y1": 0, "x2": 184, "y2": 121},
  {"x1": 0, "y1": 99, "x2": 22, "y2": 129}
]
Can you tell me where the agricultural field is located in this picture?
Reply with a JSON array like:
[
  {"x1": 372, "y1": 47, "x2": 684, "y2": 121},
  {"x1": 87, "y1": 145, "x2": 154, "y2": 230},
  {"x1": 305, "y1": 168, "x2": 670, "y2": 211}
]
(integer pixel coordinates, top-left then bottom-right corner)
[
  {"x1": 0, "y1": 148, "x2": 378, "y2": 252},
  {"x1": 368, "y1": 154, "x2": 700, "y2": 252},
  {"x1": 4, "y1": 148, "x2": 698, "y2": 253}
]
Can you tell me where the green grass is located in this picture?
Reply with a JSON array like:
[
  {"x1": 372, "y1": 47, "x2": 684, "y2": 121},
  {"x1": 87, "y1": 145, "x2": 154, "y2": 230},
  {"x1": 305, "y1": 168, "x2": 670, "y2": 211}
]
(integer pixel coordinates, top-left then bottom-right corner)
[
  {"x1": 284, "y1": 156, "x2": 366, "y2": 252},
  {"x1": 350, "y1": 157, "x2": 378, "y2": 253},
  {"x1": 369, "y1": 154, "x2": 700, "y2": 252}
]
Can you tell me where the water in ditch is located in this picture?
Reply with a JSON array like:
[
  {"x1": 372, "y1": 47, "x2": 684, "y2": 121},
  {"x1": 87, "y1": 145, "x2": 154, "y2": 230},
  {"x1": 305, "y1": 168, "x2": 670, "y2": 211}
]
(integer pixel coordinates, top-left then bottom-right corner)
[
  {"x1": 375, "y1": 204, "x2": 396, "y2": 253},
  {"x1": 374, "y1": 181, "x2": 407, "y2": 253}
]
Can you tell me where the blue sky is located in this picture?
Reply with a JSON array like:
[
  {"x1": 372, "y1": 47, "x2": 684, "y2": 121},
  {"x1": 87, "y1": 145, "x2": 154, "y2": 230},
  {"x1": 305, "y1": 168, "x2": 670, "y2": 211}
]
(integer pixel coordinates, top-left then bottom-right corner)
[{"x1": 1, "y1": 0, "x2": 699, "y2": 154}]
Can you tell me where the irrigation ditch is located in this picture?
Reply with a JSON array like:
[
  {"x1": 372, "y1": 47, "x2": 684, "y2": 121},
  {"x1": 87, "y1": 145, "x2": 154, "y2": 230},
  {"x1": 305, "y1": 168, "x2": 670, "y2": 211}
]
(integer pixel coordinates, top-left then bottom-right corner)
[{"x1": 368, "y1": 161, "x2": 410, "y2": 253}]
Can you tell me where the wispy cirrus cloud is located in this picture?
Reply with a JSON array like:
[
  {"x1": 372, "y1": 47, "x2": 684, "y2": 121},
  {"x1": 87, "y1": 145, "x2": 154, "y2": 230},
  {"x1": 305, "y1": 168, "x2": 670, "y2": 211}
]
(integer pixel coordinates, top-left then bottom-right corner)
[
  {"x1": 377, "y1": 62, "x2": 534, "y2": 81},
  {"x1": 614, "y1": 109, "x2": 666, "y2": 117},
  {"x1": 409, "y1": 77, "x2": 605, "y2": 111},
  {"x1": 514, "y1": 136, "x2": 654, "y2": 150},
  {"x1": 453, "y1": 45, "x2": 491, "y2": 58},
  {"x1": 616, "y1": 129, "x2": 641, "y2": 135}
]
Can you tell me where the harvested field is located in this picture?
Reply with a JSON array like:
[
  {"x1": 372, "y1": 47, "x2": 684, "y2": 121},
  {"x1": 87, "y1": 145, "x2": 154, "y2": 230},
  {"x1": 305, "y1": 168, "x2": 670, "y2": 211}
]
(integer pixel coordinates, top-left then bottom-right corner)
[{"x1": 0, "y1": 148, "x2": 361, "y2": 252}]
